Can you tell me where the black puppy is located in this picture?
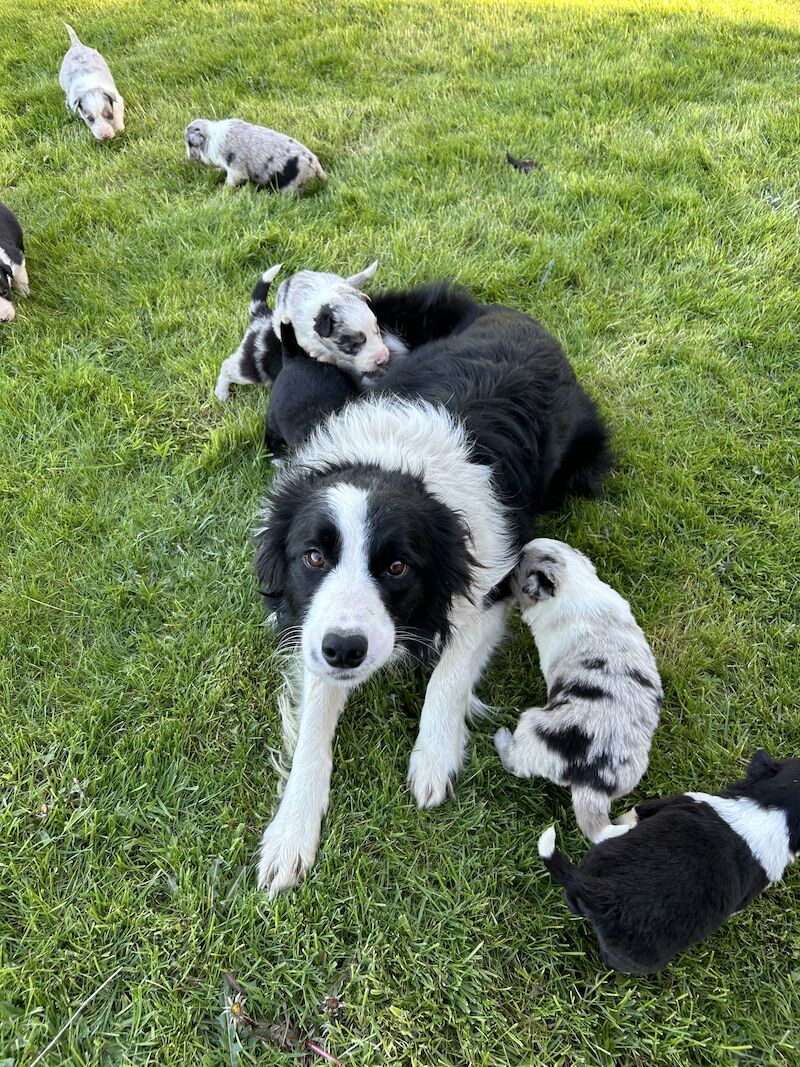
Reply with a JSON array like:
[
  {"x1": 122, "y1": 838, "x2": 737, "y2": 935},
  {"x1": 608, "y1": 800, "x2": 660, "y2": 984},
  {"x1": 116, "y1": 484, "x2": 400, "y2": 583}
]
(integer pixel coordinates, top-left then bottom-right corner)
[
  {"x1": 0, "y1": 202, "x2": 29, "y2": 322},
  {"x1": 539, "y1": 750, "x2": 800, "y2": 974},
  {"x1": 264, "y1": 319, "x2": 355, "y2": 458}
]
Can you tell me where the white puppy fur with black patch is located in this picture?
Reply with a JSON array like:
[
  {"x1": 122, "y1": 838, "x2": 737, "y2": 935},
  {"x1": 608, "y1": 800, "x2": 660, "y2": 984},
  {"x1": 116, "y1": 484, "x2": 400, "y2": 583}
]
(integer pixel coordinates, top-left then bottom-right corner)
[
  {"x1": 59, "y1": 24, "x2": 125, "y2": 141},
  {"x1": 495, "y1": 538, "x2": 663, "y2": 842},
  {"x1": 215, "y1": 261, "x2": 405, "y2": 402},
  {"x1": 185, "y1": 119, "x2": 325, "y2": 193}
]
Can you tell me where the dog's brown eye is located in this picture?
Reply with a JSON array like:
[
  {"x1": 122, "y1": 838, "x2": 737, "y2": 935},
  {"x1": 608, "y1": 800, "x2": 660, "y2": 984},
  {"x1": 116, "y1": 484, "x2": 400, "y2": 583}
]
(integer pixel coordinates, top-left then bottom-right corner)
[
  {"x1": 304, "y1": 549, "x2": 326, "y2": 569},
  {"x1": 386, "y1": 560, "x2": 407, "y2": 577}
]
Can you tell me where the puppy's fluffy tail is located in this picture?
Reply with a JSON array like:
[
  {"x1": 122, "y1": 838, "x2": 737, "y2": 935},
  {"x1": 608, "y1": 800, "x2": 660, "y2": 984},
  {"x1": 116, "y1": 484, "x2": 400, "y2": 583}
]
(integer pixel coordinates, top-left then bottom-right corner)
[
  {"x1": 249, "y1": 264, "x2": 281, "y2": 320},
  {"x1": 65, "y1": 23, "x2": 82, "y2": 47},
  {"x1": 538, "y1": 826, "x2": 582, "y2": 893}
]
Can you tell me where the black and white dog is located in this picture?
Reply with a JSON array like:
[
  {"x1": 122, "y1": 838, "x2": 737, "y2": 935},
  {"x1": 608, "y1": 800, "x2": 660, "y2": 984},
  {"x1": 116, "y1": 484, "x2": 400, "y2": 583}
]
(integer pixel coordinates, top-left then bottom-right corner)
[
  {"x1": 0, "y1": 202, "x2": 29, "y2": 323},
  {"x1": 539, "y1": 751, "x2": 800, "y2": 973},
  {"x1": 254, "y1": 283, "x2": 613, "y2": 894}
]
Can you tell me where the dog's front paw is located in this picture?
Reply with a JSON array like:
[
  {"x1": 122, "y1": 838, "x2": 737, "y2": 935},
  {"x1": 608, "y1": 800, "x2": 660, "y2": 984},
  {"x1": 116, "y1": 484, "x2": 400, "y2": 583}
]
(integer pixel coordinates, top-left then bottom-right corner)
[
  {"x1": 214, "y1": 378, "x2": 230, "y2": 402},
  {"x1": 257, "y1": 818, "x2": 320, "y2": 897},
  {"x1": 494, "y1": 727, "x2": 518, "y2": 772},
  {"x1": 0, "y1": 298, "x2": 16, "y2": 323},
  {"x1": 407, "y1": 744, "x2": 461, "y2": 809},
  {"x1": 614, "y1": 807, "x2": 639, "y2": 828}
]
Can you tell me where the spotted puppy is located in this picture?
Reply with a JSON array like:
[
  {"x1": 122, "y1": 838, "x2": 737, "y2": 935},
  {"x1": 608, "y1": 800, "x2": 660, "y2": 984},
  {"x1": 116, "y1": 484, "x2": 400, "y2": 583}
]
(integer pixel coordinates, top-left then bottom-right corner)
[
  {"x1": 59, "y1": 24, "x2": 125, "y2": 141},
  {"x1": 185, "y1": 119, "x2": 325, "y2": 193},
  {"x1": 539, "y1": 751, "x2": 800, "y2": 973},
  {"x1": 495, "y1": 538, "x2": 662, "y2": 842},
  {"x1": 215, "y1": 261, "x2": 404, "y2": 402},
  {"x1": 0, "y1": 202, "x2": 29, "y2": 323}
]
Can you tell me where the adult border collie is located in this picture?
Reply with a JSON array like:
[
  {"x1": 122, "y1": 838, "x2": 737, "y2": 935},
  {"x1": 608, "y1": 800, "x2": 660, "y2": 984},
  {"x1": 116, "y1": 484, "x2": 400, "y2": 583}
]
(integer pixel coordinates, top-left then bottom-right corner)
[{"x1": 255, "y1": 283, "x2": 613, "y2": 894}]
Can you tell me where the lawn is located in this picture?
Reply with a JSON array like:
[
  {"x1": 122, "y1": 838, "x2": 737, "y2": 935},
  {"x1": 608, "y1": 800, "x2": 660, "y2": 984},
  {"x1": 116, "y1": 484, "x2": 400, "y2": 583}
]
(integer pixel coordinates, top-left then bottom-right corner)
[{"x1": 2, "y1": 0, "x2": 799, "y2": 1063}]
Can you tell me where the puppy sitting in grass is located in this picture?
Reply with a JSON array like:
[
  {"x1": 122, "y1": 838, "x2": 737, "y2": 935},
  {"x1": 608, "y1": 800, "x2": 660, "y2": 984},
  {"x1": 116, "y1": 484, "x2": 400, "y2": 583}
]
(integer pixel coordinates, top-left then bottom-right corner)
[
  {"x1": 214, "y1": 261, "x2": 406, "y2": 402},
  {"x1": 59, "y1": 24, "x2": 125, "y2": 141},
  {"x1": 495, "y1": 538, "x2": 662, "y2": 842},
  {"x1": 539, "y1": 751, "x2": 800, "y2": 973}
]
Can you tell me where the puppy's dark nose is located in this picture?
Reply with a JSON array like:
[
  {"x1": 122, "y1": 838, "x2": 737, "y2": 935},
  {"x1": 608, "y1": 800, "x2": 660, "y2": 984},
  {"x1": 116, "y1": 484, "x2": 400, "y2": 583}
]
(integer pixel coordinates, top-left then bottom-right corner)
[{"x1": 321, "y1": 632, "x2": 368, "y2": 669}]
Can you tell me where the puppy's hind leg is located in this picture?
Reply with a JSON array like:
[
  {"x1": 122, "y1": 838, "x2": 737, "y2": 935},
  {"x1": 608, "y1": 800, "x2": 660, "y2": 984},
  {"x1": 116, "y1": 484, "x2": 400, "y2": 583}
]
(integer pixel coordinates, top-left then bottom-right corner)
[
  {"x1": 494, "y1": 709, "x2": 565, "y2": 781},
  {"x1": 572, "y1": 785, "x2": 627, "y2": 843},
  {"x1": 215, "y1": 340, "x2": 265, "y2": 402}
]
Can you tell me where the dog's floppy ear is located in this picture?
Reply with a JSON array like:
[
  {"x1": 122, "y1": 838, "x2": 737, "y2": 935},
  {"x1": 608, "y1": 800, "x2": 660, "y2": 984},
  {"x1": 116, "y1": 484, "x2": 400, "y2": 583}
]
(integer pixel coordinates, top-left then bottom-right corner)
[
  {"x1": 186, "y1": 125, "x2": 206, "y2": 148},
  {"x1": 314, "y1": 304, "x2": 335, "y2": 338},
  {"x1": 746, "y1": 750, "x2": 780, "y2": 780},
  {"x1": 345, "y1": 260, "x2": 378, "y2": 290},
  {"x1": 279, "y1": 319, "x2": 305, "y2": 360},
  {"x1": 519, "y1": 554, "x2": 562, "y2": 600}
]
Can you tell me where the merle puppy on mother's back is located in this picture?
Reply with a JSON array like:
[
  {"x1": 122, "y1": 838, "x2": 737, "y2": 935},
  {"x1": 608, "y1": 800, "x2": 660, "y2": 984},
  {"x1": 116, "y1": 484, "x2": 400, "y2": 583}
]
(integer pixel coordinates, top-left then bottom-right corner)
[{"x1": 254, "y1": 280, "x2": 614, "y2": 894}]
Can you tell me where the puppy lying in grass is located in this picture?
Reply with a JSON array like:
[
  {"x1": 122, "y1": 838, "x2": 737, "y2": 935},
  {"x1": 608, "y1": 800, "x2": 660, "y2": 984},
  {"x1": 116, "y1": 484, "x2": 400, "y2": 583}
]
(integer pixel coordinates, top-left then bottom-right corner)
[
  {"x1": 214, "y1": 261, "x2": 405, "y2": 402},
  {"x1": 0, "y1": 202, "x2": 29, "y2": 323},
  {"x1": 495, "y1": 538, "x2": 662, "y2": 842},
  {"x1": 539, "y1": 751, "x2": 800, "y2": 973},
  {"x1": 59, "y1": 24, "x2": 125, "y2": 141},
  {"x1": 185, "y1": 119, "x2": 325, "y2": 193}
]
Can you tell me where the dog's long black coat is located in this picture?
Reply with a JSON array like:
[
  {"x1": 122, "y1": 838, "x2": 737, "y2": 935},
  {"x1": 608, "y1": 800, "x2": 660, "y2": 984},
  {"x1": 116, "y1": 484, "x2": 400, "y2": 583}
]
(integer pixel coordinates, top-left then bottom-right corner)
[{"x1": 370, "y1": 283, "x2": 613, "y2": 543}]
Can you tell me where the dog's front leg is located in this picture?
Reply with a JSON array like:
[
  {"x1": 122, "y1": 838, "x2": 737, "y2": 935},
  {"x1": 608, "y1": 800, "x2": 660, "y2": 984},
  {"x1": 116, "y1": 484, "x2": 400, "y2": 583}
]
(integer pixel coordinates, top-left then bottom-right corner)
[
  {"x1": 258, "y1": 670, "x2": 350, "y2": 895},
  {"x1": 408, "y1": 597, "x2": 511, "y2": 808}
]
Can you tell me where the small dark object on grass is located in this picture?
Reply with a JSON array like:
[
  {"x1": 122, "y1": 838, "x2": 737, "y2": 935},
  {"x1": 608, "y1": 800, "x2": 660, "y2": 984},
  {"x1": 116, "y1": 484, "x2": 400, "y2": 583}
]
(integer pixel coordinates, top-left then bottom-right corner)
[
  {"x1": 506, "y1": 151, "x2": 540, "y2": 173},
  {"x1": 222, "y1": 974, "x2": 344, "y2": 1065}
]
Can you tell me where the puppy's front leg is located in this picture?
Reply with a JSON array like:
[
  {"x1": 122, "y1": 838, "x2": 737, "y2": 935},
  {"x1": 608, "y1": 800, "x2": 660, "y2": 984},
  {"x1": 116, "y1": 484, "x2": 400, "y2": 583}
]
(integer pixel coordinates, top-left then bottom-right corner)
[
  {"x1": 258, "y1": 670, "x2": 350, "y2": 895},
  {"x1": 408, "y1": 598, "x2": 510, "y2": 808}
]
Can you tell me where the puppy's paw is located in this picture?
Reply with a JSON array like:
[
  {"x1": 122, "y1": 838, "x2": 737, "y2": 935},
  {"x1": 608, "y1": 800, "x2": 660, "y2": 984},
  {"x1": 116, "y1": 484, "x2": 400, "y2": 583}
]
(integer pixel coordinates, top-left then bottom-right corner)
[
  {"x1": 494, "y1": 727, "x2": 517, "y2": 771},
  {"x1": 614, "y1": 807, "x2": 639, "y2": 828},
  {"x1": 593, "y1": 823, "x2": 633, "y2": 843},
  {"x1": 0, "y1": 298, "x2": 15, "y2": 322},
  {"x1": 407, "y1": 744, "x2": 460, "y2": 809},
  {"x1": 214, "y1": 378, "x2": 230, "y2": 402},
  {"x1": 257, "y1": 818, "x2": 320, "y2": 897}
]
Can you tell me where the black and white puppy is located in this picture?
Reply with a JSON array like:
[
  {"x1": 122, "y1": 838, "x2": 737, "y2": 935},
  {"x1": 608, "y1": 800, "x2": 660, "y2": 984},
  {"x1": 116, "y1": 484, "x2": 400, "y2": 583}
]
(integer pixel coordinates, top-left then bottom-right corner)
[
  {"x1": 539, "y1": 750, "x2": 800, "y2": 973},
  {"x1": 495, "y1": 538, "x2": 662, "y2": 842},
  {"x1": 265, "y1": 321, "x2": 355, "y2": 458},
  {"x1": 0, "y1": 202, "x2": 29, "y2": 323},
  {"x1": 214, "y1": 263, "x2": 401, "y2": 402},
  {"x1": 253, "y1": 283, "x2": 613, "y2": 894}
]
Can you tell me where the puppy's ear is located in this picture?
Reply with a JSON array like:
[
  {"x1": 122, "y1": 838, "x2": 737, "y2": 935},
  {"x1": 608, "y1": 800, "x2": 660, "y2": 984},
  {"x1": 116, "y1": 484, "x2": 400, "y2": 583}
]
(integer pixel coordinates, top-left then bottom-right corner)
[
  {"x1": 746, "y1": 750, "x2": 780, "y2": 780},
  {"x1": 346, "y1": 260, "x2": 378, "y2": 289},
  {"x1": 521, "y1": 568, "x2": 557, "y2": 600},
  {"x1": 518, "y1": 554, "x2": 562, "y2": 600},
  {"x1": 280, "y1": 319, "x2": 305, "y2": 359},
  {"x1": 314, "y1": 304, "x2": 335, "y2": 338},
  {"x1": 186, "y1": 125, "x2": 205, "y2": 148}
]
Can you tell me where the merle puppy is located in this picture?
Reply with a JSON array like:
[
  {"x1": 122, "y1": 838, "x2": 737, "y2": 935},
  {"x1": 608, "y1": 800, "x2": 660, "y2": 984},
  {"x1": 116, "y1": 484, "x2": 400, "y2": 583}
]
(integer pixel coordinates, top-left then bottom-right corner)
[
  {"x1": 539, "y1": 750, "x2": 800, "y2": 974},
  {"x1": 59, "y1": 24, "x2": 125, "y2": 141},
  {"x1": 0, "y1": 202, "x2": 29, "y2": 323},
  {"x1": 265, "y1": 321, "x2": 354, "y2": 458},
  {"x1": 185, "y1": 119, "x2": 325, "y2": 192},
  {"x1": 495, "y1": 538, "x2": 662, "y2": 842}
]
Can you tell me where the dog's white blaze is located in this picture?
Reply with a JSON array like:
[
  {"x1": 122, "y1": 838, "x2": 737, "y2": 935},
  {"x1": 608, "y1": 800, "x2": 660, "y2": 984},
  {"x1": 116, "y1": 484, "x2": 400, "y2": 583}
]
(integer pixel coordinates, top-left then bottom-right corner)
[
  {"x1": 301, "y1": 483, "x2": 395, "y2": 680},
  {"x1": 686, "y1": 793, "x2": 793, "y2": 883}
]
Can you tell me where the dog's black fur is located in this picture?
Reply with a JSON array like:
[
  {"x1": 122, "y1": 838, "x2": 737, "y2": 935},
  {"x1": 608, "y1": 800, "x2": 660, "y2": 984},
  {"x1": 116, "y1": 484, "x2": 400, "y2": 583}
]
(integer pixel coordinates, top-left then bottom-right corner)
[
  {"x1": 371, "y1": 284, "x2": 614, "y2": 542},
  {"x1": 257, "y1": 282, "x2": 612, "y2": 646},
  {"x1": 0, "y1": 202, "x2": 25, "y2": 302},
  {"x1": 541, "y1": 751, "x2": 800, "y2": 974},
  {"x1": 264, "y1": 321, "x2": 355, "y2": 458}
]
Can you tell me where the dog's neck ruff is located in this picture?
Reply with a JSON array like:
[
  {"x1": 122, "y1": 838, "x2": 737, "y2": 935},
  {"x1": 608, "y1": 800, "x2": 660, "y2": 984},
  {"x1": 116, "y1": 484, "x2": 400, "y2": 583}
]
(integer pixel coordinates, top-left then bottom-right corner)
[
  {"x1": 272, "y1": 396, "x2": 516, "y2": 598},
  {"x1": 686, "y1": 792, "x2": 793, "y2": 884}
]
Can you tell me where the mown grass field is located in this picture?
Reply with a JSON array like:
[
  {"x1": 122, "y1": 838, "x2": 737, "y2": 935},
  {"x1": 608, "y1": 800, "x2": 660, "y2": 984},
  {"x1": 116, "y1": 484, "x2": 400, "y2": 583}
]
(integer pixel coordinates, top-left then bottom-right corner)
[{"x1": 2, "y1": 0, "x2": 799, "y2": 1063}]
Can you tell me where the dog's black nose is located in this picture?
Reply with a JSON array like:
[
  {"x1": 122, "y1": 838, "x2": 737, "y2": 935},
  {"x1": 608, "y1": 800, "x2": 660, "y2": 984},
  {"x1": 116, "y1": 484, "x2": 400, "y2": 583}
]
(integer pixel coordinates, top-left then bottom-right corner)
[{"x1": 321, "y1": 632, "x2": 368, "y2": 669}]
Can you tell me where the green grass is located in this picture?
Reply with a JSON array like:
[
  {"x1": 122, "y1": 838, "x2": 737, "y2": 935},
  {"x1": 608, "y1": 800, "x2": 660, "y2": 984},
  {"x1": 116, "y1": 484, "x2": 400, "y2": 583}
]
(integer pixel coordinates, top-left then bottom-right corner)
[{"x1": 2, "y1": 0, "x2": 800, "y2": 1062}]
